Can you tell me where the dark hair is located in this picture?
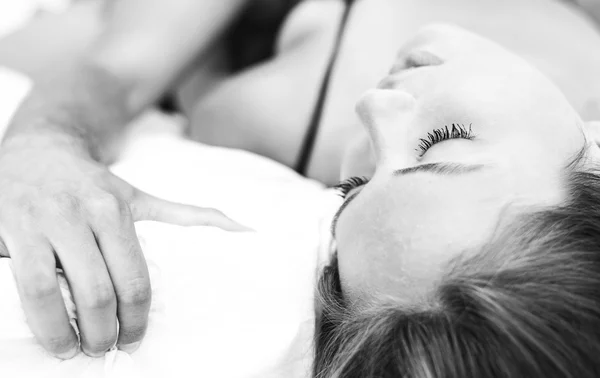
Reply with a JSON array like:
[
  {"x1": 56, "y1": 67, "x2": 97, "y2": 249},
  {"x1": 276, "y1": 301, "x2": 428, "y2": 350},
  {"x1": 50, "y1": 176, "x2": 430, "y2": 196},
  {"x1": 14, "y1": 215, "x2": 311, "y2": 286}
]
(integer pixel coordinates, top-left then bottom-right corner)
[{"x1": 313, "y1": 151, "x2": 600, "y2": 378}]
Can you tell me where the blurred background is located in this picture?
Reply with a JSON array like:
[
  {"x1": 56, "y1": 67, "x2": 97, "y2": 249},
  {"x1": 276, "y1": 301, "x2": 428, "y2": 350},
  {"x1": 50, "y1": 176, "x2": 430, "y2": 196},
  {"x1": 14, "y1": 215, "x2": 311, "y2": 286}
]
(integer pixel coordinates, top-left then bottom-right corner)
[
  {"x1": 0, "y1": 0, "x2": 298, "y2": 83},
  {"x1": 0, "y1": 0, "x2": 304, "y2": 143}
]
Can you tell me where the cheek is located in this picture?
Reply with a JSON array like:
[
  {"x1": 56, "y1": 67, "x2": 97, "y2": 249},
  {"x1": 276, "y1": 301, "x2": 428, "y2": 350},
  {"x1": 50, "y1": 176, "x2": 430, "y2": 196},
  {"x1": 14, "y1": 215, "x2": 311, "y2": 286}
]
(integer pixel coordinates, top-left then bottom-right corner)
[{"x1": 341, "y1": 134, "x2": 376, "y2": 180}]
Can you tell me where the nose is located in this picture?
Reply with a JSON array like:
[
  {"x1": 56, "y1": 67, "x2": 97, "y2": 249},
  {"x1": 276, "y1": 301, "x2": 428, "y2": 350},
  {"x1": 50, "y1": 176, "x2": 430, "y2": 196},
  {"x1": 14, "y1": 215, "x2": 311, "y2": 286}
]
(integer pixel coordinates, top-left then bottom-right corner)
[{"x1": 355, "y1": 89, "x2": 416, "y2": 165}]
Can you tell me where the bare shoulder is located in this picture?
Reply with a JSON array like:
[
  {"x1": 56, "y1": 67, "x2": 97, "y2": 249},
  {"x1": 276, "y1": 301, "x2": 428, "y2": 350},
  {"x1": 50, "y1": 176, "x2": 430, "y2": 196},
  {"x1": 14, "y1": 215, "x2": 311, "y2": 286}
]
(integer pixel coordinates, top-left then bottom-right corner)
[{"x1": 276, "y1": 0, "x2": 346, "y2": 53}]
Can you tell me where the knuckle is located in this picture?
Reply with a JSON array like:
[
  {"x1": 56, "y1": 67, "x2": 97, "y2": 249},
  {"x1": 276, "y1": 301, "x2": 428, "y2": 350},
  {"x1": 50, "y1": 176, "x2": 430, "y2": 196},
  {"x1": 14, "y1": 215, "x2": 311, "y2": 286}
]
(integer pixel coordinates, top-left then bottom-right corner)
[
  {"x1": 116, "y1": 198, "x2": 132, "y2": 219},
  {"x1": 51, "y1": 192, "x2": 82, "y2": 214},
  {"x1": 21, "y1": 277, "x2": 57, "y2": 301},
  {"x1": 140, "y1": 203, "x2": 157, "y2": 221},
  {"x1": 1, "y1": 192, "x2": 42, "y2": 222},
  {"x1": 81, "y1": 284, "x2": 116, "y2": 311},
  {"x1": 14, "y1": 197, "x2": 38, "y2": 218},
  {"x1": 88, "y1": 194, "x2": 118, "y2": 213},
  {"x1": 88, "y1": 194, "x2": 130, "y2": 223},
  {"x1": 19, "y1": 262, "x2": 57, "y2": 301},
  {"x1": 119, "y1": 325, "x2": 146, "y2": 345},
  {"x1": 124, "y1": 240, "x2": 142, "y2": 259},
  {"x1": 120, "y1": 278, "x2": 151, "y2": 308}
]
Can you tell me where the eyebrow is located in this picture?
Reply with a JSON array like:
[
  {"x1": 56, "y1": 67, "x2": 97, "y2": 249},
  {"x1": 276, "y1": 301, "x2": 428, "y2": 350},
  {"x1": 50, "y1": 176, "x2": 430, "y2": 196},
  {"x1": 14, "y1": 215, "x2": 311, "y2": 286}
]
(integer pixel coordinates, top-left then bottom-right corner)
[
  {"x1": 393, "y1": 162, "x2": 485, "y2": 176},
  {"x1": 330, "y1": 162, "x2": 485, "y2": 238}
]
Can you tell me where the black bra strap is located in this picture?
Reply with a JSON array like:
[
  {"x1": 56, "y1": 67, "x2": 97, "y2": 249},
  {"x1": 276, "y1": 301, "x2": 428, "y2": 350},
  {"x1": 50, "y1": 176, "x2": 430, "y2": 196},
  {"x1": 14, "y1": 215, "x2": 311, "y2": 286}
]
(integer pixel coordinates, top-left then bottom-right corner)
[{"x1": 294, "y1": 0, "x2": 354, "y2": 175}]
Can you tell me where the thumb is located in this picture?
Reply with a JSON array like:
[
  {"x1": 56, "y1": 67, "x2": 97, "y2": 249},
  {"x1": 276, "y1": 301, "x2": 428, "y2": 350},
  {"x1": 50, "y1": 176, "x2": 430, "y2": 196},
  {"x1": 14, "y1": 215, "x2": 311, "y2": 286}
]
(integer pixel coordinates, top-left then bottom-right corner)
[{"x1": 129, "y1": 190, "x2": 253, "y2": 232}]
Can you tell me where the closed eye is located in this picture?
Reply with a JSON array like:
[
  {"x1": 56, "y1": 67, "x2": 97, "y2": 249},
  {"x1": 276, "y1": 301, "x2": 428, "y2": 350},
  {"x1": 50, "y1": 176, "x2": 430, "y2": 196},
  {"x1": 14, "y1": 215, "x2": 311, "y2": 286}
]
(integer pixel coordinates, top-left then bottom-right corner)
[
  {"x1": 417, "y1": 123, "x2": 475, "y2": 156},
  {"x1": 334, "y1": 176, "x2": 370, "y2": 199}
]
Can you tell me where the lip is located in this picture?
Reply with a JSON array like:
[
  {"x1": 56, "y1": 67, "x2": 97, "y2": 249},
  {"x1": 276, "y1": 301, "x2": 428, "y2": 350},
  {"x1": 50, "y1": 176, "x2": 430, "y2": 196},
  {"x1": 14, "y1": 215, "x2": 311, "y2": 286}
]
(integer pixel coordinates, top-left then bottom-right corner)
[
  {"x1": 387, "y1": 50, "x2": 444, "y2": 76},
  {"x1": 378, "y1": 54, "x2": 443, "y2": 90},
  {"x1": 388, "y1": 60, "x2": 409, "y2": 76}
]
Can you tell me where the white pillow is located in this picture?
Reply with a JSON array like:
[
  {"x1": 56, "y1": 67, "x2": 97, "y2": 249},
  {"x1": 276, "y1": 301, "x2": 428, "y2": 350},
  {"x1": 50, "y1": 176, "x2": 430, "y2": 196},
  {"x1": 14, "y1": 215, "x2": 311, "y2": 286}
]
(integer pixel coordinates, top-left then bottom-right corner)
[{"x1": 0, "y1": 66, "x2": 32, "y2": 138}]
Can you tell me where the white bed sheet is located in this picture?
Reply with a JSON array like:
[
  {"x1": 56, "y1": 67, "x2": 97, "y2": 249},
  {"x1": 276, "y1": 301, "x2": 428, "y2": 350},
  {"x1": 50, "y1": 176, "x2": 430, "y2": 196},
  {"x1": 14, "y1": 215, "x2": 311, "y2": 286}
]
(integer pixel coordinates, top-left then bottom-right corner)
[{"x1": 0, "y1": 67, "x2": 341, "y2": 378}]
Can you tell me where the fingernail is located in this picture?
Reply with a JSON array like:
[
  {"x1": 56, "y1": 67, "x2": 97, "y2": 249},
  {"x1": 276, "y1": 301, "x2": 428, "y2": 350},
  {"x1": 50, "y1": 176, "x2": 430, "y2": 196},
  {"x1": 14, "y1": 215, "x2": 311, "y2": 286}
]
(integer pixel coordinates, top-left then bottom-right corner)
[
  {"x1": 118, "y1": 341, "x2": 141, "y2": 354},
  {"x1": 216, "y1": 219, "x2": 256, "y2": 232},
  {"x1": 233, "y1": 223, "x2": 256, "y2": 232},
  {"x1": 224, "y1": 218, "x2": 256, "y2": 232},
  {"x1": 56, "y1": 345, "x2": 79, "y2": 360},
  {"x1": 83, "y1": 349, "x2": 107, "y2": 358}
]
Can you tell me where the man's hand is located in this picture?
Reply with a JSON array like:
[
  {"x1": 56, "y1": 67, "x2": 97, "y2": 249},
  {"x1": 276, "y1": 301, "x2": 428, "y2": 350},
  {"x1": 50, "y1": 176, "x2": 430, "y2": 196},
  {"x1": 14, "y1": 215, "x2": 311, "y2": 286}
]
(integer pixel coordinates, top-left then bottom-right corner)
[{"x1": 0, "y1": 136, "x2": 247, "y2": 358}]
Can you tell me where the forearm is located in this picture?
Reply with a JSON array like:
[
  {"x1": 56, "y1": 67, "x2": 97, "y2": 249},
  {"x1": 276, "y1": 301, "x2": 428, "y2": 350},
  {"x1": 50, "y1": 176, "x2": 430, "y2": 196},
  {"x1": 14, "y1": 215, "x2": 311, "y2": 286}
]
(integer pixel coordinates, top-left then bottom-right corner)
[
  {"x1": 2, "y1": 0, "x2": 252, "y2": 163},
  {"x1": 2, "y1": 60, "x2": 136, "y2": 163}
]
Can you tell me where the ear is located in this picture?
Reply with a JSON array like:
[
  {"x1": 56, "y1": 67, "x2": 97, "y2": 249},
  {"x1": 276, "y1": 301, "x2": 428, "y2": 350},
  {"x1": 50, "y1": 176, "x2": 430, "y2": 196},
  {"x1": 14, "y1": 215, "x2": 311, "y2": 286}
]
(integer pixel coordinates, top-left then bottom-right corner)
[
  {"x1": 581, "y1": 121, "x2": 600, "y2": 163},
  {"x1": 584, "y1": 121, "x2": 600, "y2": 146}
]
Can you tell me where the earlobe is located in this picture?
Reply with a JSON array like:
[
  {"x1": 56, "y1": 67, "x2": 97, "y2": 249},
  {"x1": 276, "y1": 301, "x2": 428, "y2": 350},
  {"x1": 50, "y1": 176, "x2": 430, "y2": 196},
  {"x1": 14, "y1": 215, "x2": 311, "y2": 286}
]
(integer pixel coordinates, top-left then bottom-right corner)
[
  {"x1": 582, "y1": 121, "x2": 600, "y2": 162},
  {"x1": 584, "y1": 121, "x2": 600, "y2": 146}
]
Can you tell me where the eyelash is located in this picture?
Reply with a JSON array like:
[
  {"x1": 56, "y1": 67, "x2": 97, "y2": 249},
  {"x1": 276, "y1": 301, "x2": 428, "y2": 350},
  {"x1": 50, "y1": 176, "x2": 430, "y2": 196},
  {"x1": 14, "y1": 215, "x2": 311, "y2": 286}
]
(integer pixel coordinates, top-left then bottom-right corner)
[
  {"x1": 332, "y1": 124, "x2": 472, "y2": 198},
  {"x1": 334, "y1": 176, "x2": 370, "y2": 199},
  {"x1": 417, "y1": 123, "x2": 475, "y2": 156}
]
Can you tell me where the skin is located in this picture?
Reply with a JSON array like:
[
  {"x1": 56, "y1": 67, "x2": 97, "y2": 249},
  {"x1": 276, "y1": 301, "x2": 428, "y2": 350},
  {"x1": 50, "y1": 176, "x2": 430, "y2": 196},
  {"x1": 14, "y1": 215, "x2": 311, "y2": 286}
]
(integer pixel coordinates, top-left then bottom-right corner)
[
  {"x1": 309, "y1": 0, "x2": 600, "y2": 184},
  {"x1": 186, "y1": 0, "x2": 600, "y2": 184},
  {"x1": 0, "y1": 0, "x2": 256, "y2": 358},
  {"x1": 333, "y1": 24, "x2": 600, "y2": 304},
  {"x1": 2, "y1": 0, "x2": 600, "y2": 361}
]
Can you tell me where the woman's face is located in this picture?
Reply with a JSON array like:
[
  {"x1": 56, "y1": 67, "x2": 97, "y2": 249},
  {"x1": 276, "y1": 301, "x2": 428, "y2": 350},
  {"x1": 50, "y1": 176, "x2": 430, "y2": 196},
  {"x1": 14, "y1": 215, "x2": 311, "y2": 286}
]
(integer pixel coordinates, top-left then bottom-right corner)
[{"x1": 336, "y1": 24, "x2": 597, "y2": 304}]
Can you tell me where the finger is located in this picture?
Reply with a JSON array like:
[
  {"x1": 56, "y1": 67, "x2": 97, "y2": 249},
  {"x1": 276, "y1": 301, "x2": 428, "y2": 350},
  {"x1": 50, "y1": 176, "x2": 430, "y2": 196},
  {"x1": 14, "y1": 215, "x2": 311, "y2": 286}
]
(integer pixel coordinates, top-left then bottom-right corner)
[
  {"x1": 7, "y1": 233, "x2": 79, "y2": 359},
  {"x1": 89, "y1": 202, "x2": 151, "y2": 352},
  {"x1": 130, "y1": 190, "x2": 253, "y2": 231},
  {"x1": 49, "y1": 223, "x2": 118, "y2": 357}
]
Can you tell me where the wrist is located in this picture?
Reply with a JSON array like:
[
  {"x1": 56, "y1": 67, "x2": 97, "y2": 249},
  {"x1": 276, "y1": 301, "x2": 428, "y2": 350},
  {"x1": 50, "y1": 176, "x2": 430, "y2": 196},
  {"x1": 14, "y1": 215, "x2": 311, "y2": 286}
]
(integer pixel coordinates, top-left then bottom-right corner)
[{"x1": 1, "y1": 127, "x2": 92, "y2": 159}]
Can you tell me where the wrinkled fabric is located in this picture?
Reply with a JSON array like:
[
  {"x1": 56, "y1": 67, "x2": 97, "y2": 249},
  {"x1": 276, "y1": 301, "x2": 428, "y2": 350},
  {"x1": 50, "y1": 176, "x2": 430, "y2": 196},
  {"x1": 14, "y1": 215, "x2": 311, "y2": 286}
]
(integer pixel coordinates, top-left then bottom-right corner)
[{"x1": 0, "y1": 67, "x2": 342, "y2": 378}]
